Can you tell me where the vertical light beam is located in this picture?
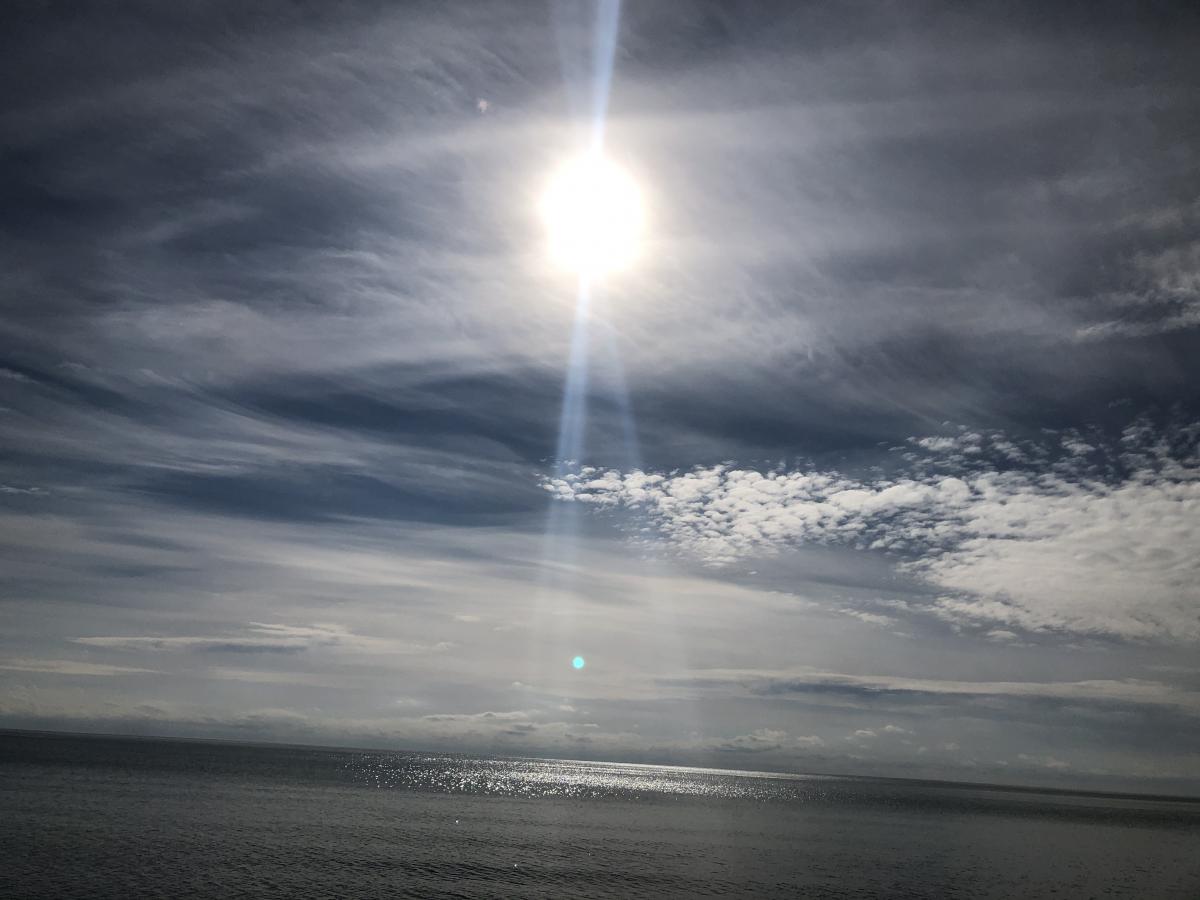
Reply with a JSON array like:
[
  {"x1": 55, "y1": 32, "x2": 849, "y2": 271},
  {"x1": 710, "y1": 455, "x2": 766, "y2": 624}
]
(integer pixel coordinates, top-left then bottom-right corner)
[
  {"x1": 530, "y1": 0, "x2": 626, "y2": 696},
  {"x1": 553, "y1": 278, "x2": 592, "y2": 475}
]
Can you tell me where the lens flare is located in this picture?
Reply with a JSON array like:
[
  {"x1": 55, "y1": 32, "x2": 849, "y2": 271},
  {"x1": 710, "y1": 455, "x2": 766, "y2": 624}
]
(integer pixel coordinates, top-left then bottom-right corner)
[{"x1": 572, "y1": 656, "x2": 586, "y2": 670}]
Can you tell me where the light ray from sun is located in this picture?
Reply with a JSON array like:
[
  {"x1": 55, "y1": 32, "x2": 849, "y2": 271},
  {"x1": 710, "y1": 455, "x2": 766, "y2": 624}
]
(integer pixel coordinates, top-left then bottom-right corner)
[
  {"x1": 529, "y1": 3, "x2": 693, "y2": 736},
  {"x1": 529, "y1": 3, "x2": 625, "y2": 693},
  {"x1": 554, "y1": 277, "x2": 593, "y2": 473}
]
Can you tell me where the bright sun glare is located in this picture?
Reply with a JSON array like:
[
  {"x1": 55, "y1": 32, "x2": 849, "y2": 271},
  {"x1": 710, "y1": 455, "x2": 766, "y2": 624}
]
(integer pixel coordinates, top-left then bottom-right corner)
[{"x1": 539, "y1": 154, "x2": 644, "y2": 277}]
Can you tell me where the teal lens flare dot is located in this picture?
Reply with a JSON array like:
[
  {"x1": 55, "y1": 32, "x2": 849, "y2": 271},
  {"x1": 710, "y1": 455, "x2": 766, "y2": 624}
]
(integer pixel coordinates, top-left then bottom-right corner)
[{"x1": 572, "y1": 656, "x2": 585, "y2": 670}]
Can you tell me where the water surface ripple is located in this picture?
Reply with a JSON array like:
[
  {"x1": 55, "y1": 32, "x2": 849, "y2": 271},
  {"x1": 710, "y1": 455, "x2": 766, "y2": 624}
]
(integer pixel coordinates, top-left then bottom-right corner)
[{"x1": 2, "y1": 732, "x2": 1198, "y2": 898}]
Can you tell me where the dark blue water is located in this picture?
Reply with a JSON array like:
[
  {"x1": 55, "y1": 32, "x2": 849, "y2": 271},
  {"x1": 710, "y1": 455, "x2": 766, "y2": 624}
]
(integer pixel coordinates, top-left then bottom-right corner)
[{"x1": 2, "y1": 731, "x2": 1198, "y2": 898}]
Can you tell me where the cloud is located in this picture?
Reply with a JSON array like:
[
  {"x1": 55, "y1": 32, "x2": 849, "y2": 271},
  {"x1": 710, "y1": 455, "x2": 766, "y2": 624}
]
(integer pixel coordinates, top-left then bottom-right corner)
[
  {"x1": 200, "y1": 667, "x2": 348, "y2": 687},
  {"x1": 0, "y1": 485, "x2": 44, "y2": 495},
  {"x1": 846, "y1": 725, "x2": 909, "y2": 741},
  {"x1": 838, "y1": 609, "x2": 897, "y2": 628},
  {"x1": 421, "y1": 710, "x2": 530, "y2": 723},
  {"x1": 1076, "y1": 238, "x2": 1200, "y2": 339},
  {"x1": 673, "y1": 667, "x2": 1200, "y2": 716},
  {"x1": 71, "y1": 622, "x2": 442, "y2": 655},
  {"x1": 1018, "y1": 753, "x2": 1070, "y2": 771},
  {"x1": 712, "y1": 728, "x2": 790, "y2": 753},
  {"x1": 0, "y1": 659, "x2": 157, "y2": 676},
  {"x1": 72, "y1": 623, "x2": 339, "y2": 654},
  {"x1": 924, "y1": 463, "x2": 1199, "y2": 641},
  {"x1": 546, "y1": 424, "x2": 1200, "y2": 641}
]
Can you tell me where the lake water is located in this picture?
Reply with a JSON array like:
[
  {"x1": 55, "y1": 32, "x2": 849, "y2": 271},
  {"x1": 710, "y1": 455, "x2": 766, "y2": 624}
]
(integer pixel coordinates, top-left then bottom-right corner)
[{"x1": 2, "y1": 731, "x2": 1198, "y2": 898}]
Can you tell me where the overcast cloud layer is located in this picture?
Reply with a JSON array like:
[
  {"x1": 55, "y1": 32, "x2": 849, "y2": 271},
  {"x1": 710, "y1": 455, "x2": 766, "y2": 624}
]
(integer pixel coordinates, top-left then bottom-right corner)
[{"x1": 2, "y1": 1, "x2": 1199, "y2": 794}]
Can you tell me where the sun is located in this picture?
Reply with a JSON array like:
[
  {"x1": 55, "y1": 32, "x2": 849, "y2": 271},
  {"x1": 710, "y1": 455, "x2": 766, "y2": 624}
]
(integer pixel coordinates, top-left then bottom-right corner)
[{"x1": 539, "y1": 154, "x2": 645, "y2": 277}]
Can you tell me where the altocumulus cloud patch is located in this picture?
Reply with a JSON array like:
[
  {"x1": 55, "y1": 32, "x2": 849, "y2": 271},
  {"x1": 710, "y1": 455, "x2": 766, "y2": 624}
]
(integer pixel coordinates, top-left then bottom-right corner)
[{"x1": 545, "y1": 421, "x2": 1200, "y2": 642}]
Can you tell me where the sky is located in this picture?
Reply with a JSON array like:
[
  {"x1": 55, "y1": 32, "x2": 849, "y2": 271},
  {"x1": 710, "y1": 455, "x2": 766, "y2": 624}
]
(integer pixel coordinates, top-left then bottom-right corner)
[{"x1": 1, "y1": 0, "x2": 1199, "y2": 794}]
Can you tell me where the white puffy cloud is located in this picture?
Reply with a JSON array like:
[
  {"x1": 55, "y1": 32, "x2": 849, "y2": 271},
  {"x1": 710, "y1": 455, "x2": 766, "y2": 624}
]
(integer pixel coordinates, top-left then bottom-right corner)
[
  {"x1": 545, "y1": 426, "x2": 1200, "y2": 641},
  {"x1": 925, "y1": 473, "x2": 1199, "y2": 639}
]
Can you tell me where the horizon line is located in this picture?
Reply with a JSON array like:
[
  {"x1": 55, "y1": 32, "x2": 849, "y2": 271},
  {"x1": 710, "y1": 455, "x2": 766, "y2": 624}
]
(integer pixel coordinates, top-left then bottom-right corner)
[{"x1": 3, "y1": 725, "x2": 1197, "y2": 804}]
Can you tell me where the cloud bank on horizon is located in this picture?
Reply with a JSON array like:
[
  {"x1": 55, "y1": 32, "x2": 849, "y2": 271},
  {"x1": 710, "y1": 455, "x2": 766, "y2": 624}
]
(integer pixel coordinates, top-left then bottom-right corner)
[{"x1": 1, "y1": 0, "x2": 1199, "y2": 793}]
